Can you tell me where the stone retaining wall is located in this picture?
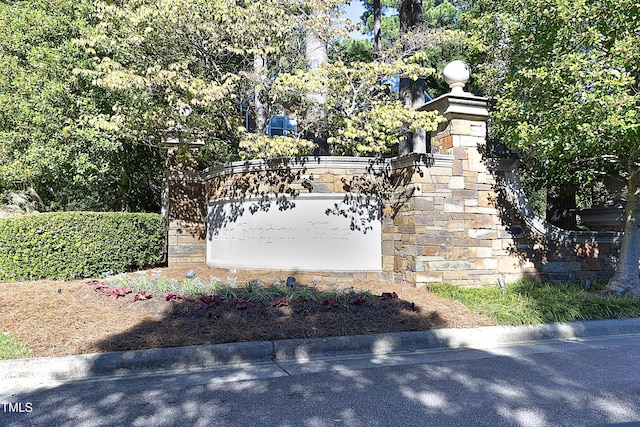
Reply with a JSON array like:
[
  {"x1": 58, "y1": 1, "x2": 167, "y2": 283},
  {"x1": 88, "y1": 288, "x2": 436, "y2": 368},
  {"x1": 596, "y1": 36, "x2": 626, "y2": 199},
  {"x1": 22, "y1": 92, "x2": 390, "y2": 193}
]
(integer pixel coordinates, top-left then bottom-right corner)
[{"x1": 165, "y1": 92, "x2": 624, "y2": 286}]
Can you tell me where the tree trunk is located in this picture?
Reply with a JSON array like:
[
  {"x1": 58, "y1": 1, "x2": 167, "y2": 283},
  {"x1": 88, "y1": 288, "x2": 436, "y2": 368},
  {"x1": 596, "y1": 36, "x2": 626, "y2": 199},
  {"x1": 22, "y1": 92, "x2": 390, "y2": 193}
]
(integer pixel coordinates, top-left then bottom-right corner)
[
  {"x1": 605, "y1": 158, "x2": 640, "y2": 295},
  {"x1": 305, "y1": 9, "x2": 330, "y2": 155},
  {"x1": 546, "y1": 185, "x2": 577, "y2": 230},
  {"x1": 373, "y1": 0, "x2": 381, "y2": 58},
  {"x1": 118, "y1": 162, "x2": 132, "y2": 212},
  {"x1": 398, "y1": 0, "x2": 426, "y2": 156},
  {"x1": 253, "y1": 52, "x2": 269, "y2": 135}
]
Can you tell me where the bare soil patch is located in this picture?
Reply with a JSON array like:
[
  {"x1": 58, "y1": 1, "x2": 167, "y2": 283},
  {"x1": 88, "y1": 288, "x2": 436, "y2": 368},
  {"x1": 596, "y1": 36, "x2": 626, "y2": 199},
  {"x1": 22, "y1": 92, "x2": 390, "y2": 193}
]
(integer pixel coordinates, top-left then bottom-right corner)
[{"x1": 0, "y1": 264, "x2": 495, "y2": 358}]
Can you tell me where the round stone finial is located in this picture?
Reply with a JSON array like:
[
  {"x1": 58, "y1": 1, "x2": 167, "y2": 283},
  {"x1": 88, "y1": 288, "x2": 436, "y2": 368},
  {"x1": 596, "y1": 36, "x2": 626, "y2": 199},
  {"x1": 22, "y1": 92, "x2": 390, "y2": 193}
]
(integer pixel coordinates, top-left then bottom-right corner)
[{"x1": 443, "y1": 60, "x2": 471, "y2": 95}]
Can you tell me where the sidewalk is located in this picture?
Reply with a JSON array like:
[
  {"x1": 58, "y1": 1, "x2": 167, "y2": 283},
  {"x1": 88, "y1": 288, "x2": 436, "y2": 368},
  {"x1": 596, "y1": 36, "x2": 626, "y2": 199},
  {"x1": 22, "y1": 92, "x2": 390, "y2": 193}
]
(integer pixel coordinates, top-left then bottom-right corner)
[{"x1": 2, "y1": 318, "x2": 640, "y2": 388}]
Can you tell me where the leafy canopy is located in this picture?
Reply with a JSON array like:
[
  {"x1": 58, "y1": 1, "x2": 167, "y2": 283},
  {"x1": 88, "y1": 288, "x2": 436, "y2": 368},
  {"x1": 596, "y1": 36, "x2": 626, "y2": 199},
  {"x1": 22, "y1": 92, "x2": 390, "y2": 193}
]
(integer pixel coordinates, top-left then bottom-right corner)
[{"x1": 467, "y1": 0, "x2": 640, "y2": 193}]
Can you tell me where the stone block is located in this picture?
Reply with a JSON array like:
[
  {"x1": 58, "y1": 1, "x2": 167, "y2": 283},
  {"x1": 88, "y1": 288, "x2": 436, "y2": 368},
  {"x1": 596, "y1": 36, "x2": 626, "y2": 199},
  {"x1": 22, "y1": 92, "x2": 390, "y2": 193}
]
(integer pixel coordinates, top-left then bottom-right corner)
[
  {"x1": 415, "y1": 272, "x2": 444, "y2": 283},
  {"x1": 469, "y1": 247, "x2": 493, "y2": 258},
  {"x1": 414, "y1": 198, "x2": 435, "y2": 211},
  {"x1": 169, "y1": 244, "x2": 202, "y2": 256},
  {"x1": 415, "y1": 216, "x2": 435, "y2": 226},
  {"x1": 416, "y1": 233, "x2": 451, "y2": 247},
  {"x1": 452, "y1": 189, "x2": 477, "y2": 199},
  {"x1": 422, "y1": 246, "x2": 441, "y2": 256},
  {"x1": 436, "y1": 175, "x2": 452, "y2": 185},
  {"x1": 442, "y1": 270, "x2": 469, "y2": 281},
  {"x1": 580, "y1": 258, "x2": 608, "y2": 271},
  {"x1": 333, "y1": 180, "x2": 349, "y2": 192},
  {"x1": 541, "y1": 261, "x2": 581, "y2": 273},
  {"x1": 468, "y1": 229, "x2": 498, "y2": 239},
  {"x1": 448, "y1": 247, "x2": 468, "y2": 259},
  {"x1": 453, "y1": 147, "x2": 468, "y2": 160},
  {"x1": 313, "y1": 173, "x2": 335, "y2": 183},
  {"x1": 473, "y1": 214, "x2": 494, "y2": 229},
  {"x1": 494, "y1": 239, "x2": 506, "y2": 250},
  {"x1": 450, "y1": 119, "x2": 472, "y2": 135},
  {"x1": 467, "y1": 149, "x2": 486, "y2": 172},
  {"x1": 470, "y1": 121, "x2": 487, "y2": 137},
  {"x1": 382, "y1": 256, "x2": 395, "y2": 271},
  {"x1": 453, "y1": 135, "x2": 481, "y2": 148},
  {"x1": 447, "y1": 220, "x2": 472, "y2": 232},
  {"x1": 352, "y1": 271, "x2": 368, "y2": 281},
  {"x1": 498, "y1": 256, "x2": 522, "y2": 274},
  {"x1": 311, "y1": 182, "x2": 334, "y2": 193},
  {"x1": 427, "y1": 260, "x2": 475, "y2": 271},
  {"x1": 474, "y1": 258, "x2": 498, "y2": 270},
  {"x1": 398, "y1": 225, "x2": 416, "y2": 234},
  {"x1": 463, "y1": 173, "x2": 480, "y2": 185},
  {"x1": 444, "y1": 199, "x2": 464, "y2": 213},
  {"x1": 429, "y1": 167, "x2": 453, "y2": 176}
]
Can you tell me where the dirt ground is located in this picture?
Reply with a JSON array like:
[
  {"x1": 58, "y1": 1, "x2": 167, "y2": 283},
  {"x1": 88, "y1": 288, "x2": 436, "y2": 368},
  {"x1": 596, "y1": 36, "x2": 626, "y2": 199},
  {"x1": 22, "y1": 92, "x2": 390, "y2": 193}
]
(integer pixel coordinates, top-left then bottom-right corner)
[{"x1": 0, "y1": 264, "x2": 495, "y2": 358}]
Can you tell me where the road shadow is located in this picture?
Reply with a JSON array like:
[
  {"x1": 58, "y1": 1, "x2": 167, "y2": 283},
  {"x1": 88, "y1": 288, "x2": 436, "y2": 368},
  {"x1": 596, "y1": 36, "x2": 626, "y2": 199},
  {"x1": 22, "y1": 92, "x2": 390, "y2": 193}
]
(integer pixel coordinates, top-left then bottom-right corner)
[{"x1": 3, "y1": 329, "x2": 640, "y2": 426}]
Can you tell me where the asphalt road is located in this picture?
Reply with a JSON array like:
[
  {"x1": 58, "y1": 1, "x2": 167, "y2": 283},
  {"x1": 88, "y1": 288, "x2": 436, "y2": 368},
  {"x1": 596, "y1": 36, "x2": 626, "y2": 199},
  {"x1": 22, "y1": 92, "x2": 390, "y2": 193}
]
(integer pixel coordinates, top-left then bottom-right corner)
[{"x1": 2, "y1": 333, "x2": 640, "y2": 427}]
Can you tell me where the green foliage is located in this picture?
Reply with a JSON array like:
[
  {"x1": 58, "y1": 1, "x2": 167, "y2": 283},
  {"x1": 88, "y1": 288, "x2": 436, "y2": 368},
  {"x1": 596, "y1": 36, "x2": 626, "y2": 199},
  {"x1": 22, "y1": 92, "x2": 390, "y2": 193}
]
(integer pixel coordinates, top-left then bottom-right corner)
[
  {"x1": 329, "y1": 39, "x2": 375, "y2": 65},
  {"x1": 289, "y1": 286, "x2": 321, "y2": 302},
  {"x1": 467, "y1": 0, "x2": 640, "y2": 196},
  {"x1": 104, "y1": 274, "x2": 373, "y2": 305},
  {"x1": 0, "y1": 212, "x2": 165, "y2": 281},
  {"x1": 427, "y1": 281, "x2": 640, "y2": 325},
  {"x1": 0, "y1": 0, "x2": 164, "y2": 212},
  {"x1": 0, "y1": 333, "x2": 32, "y2": 360},
  {"x1": 239, "y1": 133, "x2": 316, "y2": 160},
  {"x1": 270, "y1": 54, "x2": 444, "y2": 156},
  {"x1": 77, "y1": 0, "x2": 315, "y2": 165}
]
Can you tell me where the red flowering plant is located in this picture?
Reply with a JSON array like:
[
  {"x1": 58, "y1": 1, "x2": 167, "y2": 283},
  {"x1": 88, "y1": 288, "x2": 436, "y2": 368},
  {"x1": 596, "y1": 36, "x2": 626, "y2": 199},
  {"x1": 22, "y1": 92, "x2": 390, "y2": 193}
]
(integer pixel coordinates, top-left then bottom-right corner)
[
  {"x1": 164, "y1": 292, "x2": 186, "y2": 301},
  {"x1": 271, "y1": 297, "x2": 289, "y2": 307},
  {"x1": 199, "y1": 295, "x2": 223, "y2": 309}
]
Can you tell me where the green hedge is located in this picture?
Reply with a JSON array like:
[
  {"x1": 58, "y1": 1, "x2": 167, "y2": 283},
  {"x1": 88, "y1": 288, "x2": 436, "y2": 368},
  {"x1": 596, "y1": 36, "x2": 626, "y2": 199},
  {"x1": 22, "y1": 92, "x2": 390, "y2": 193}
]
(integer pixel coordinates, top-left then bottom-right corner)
[{"x1": 0, "y1": 212, "x2": 166, "y2": 281}]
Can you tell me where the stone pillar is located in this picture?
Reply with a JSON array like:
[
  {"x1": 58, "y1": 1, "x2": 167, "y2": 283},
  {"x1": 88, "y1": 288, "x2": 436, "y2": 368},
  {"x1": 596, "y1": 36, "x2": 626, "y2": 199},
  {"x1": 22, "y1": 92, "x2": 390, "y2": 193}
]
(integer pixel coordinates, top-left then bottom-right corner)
[
  {"x1": 162, "y1": 135, "x2": 207, "y2": 267},
  {"x1": 389, "y1": 61, "x2": 518, "y2": 286}
]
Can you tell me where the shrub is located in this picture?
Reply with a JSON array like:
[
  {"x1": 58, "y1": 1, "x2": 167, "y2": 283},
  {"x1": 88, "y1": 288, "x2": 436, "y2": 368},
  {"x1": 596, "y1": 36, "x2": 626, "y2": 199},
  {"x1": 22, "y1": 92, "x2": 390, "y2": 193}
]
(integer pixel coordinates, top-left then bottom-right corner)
[{"x1": 0, "y1": 212, "x2": 165, "y2": 281}]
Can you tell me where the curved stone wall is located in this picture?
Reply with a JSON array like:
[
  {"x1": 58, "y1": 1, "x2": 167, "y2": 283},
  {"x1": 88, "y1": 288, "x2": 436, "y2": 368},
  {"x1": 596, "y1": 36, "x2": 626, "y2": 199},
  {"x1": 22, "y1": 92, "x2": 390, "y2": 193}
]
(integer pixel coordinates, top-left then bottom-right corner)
[
  {"x1": 202, "y1": 157, "x2": 385, "y2": 272},
  {"x1": 165, "y1": 92, "x2": 626, "y2": 286}
]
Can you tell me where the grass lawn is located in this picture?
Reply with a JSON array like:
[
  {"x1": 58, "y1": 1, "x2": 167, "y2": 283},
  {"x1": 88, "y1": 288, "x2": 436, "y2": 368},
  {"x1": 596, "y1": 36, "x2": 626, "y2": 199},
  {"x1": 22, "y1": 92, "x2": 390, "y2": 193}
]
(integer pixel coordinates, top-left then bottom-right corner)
[
  {"x1": 427, "y1": 281, "x2": 640, "y2": 325},
  {"x1": 0, "y1": 333, "x2": 32, "y2": 360}
]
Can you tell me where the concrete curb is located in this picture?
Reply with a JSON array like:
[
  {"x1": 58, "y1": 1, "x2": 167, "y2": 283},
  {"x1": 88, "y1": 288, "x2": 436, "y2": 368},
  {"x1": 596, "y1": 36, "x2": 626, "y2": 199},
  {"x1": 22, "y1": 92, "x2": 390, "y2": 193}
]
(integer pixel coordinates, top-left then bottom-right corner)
[
  {"x1": 2, "y1": 319, "x2": 640, "y2": 385},
  {"x1": 272, "y1": 318, "x2": 640, "y2": 361}
]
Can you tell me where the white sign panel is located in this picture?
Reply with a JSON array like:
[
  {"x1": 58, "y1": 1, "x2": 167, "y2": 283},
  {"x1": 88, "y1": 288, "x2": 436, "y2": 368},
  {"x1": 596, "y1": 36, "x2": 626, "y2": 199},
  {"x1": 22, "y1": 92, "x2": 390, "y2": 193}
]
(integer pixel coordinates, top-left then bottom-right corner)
[{"x1": 206, "y1": 193, "x2": 381, "y2": 271}]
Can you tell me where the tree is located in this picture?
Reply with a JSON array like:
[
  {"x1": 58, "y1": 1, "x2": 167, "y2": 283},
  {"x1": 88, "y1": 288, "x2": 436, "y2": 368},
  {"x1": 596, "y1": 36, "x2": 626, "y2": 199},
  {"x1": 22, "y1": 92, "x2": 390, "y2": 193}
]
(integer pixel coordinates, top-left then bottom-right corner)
[
  {"x1": 468, "y1": 0, "x2": 640, "y2": 295},
  {"x1": 242, "y1": 0, "x2": 443, "y2": 159},
  {"x1": 398, "y1": 0, "x2": 427, "y2": 155},
  {"x1": 81, "y1": 0, "x2": 319, "y2": 163},
  {"x1": 373, "y1": 0, "x2": 382, "y2": 56},
  {"x1": 353, "y1": 1, "x2": 468, "y2": 154},
  {"x1": 304, "y1": 6, "x2": 331, "y2": 155},
  {"x1": 359, "y1": 0, "x2": 400, "y2": 45},
  {"x1": 0, "y1": 0, "x2": 163, "y2": 212}
]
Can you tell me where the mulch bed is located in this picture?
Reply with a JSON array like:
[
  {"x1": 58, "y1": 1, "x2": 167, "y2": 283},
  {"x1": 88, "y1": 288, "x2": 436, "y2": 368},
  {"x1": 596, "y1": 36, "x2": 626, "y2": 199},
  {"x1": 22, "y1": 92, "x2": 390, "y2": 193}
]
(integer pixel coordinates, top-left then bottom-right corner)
[{"x1": 0, "y1": 265, "x2": 495, "y2": 358}]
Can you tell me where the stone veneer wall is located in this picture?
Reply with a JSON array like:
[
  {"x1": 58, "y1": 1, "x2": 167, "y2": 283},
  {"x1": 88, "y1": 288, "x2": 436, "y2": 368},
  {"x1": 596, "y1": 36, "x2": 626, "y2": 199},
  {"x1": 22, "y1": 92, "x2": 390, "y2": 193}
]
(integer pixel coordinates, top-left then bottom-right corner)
[
  {"x1": 166, "y1": 92, "x2": 624, "y2": 286},
  {"x1": 166, "y1": 155, "x2": 391, "y2": 275},
  {"x1": 164, "y1": 146, "x2": 208, "y2": 266}
]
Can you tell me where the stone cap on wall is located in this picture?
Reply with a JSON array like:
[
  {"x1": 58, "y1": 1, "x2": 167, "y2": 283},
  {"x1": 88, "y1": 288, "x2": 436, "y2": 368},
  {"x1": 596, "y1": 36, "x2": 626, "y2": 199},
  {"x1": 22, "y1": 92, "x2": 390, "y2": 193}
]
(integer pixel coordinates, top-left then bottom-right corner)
[
  {"x1": 166, "y1": 154, "x2": 458, "y2": 182},
  {"x1": 421, "y1": 93, "x2": 490, "y2": 122}
]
